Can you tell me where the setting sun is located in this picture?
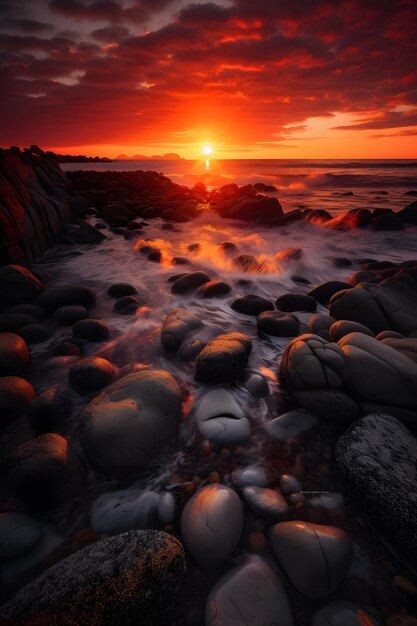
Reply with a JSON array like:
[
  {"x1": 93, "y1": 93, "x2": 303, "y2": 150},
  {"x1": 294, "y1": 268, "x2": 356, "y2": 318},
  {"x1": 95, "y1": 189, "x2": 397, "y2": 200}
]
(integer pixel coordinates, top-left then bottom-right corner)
[{"x1": 203, "y1": 145, "x2": 213, "y2": 156}]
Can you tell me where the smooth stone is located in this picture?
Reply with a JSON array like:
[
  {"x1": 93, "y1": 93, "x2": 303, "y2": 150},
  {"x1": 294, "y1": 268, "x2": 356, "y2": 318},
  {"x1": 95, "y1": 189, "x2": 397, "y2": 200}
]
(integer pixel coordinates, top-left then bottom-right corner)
[
  {"x1": 5, "y1": 433, "x2": 85, "y2": 507},
  {"x1": 0, "y1": 265, "x2": 44, "y2": 304},
  {"x1": 28, "y1": 386, "x2": 72, "y2": 434},
  {"x1": 181, "y1": 484, "x2": 243, "y2": 568},
  {"x1": 0, "y1": 513, "x2": 41, "y2": 559},
  {"x1": 171, "y1": 271, "x2": 210, "y2": 294},
  {"x1": 292, "y1": 389, "x2": 360, "y2": 422},
  {"x1": 37, "y1": 284, "x2": 96, "y2": 310},
  {"x1": 0, "y1": 376, "x2": 35, "y2": 416},
  {"x1": 72, "y1": 319, "x2": 110, "y2": 342},
  {"x1": 80, "y1": 370, "x2": 181, "y2": 474},
  {"x1": 308, "y1": 314, "x2": 336, "y2": 341},
  {"x1": 0, "y1": 332, "x2": 29, "y2": 374},
  {"x1": 231, "y1": 294, "x2": 274, "y2": 316},
  {"x1": 276, "y1": 293, "x2": 316, "y2": 312},
  {"x1": 198, "y1": 281, "x2": 231, "y2": 298},
  {"x1": 17, "y1": 324, "x2": 51, "y2": 344},
  {"x1": 267, "y1": 409, "x2": 318, "y2": 442},
  {"x1": 330, "y1": 320, "x2": 375, "y2": 342},
  {"x1": 158, "y1": 492, "x2": 177, "y2": 525},
  {"x1": 309, "y1": 493, "x2": 345, "y2": 516},
  {"x1": 107, "y1": 283, "x2": 137, "y2": 298},
  {"x1": 311, "y1": 601, "x2": 382, "y2": 626},
  {"x1": 205, "y1": 556, "x2": 294, "y2": 626},
  {"x1": 244, "y1": 373, "x2": 269, "y2": 397},
  {"x1": 91, "y1": 490, "x2": 160, "y2": 534},
  {"x1": 69, "y1": 356, "x2": 116, "y2": 392},
  {"x1": 308, "y1": 281, "x2": 353, "y2": 305},
  {"x1": 280, "y1": 474, "x2": 302, "y2": 494},
  {"x1": 242, "y1": 486, "x2": 289, "y2": 522},
  {"x1": 3, "y1": 304, "x2": 46, "y2": 320},
  {"x1": 161, "y1": 308, "x2": 204, "y2": 353},
  {"x1": 113, "y1": 295, "x2": 141, "y2": 314},
  {"x1": 270, "y1": 521, "x2": 353, "y2": 600},
  {"x1": 195, "y1": 332, "x2": 252, "y2": 384},
  {"x1": 233, "y1": 465, "x2": 268, "y2": 488},
  {"x1": 0, "y1": 313, "x2": 38, "y2": 332},
  {"x1": 54, "y1": 305, "x2": 88, "y2": 325},
  {"x1": 0, "y1": 530, "x2": 186, "y2": 626},
  {"x1": 193, "y1": 388, "x2": 251, "y2": 446},
  {"x1": 257, "y1": 311, "x2": 299, "y2": 337}
]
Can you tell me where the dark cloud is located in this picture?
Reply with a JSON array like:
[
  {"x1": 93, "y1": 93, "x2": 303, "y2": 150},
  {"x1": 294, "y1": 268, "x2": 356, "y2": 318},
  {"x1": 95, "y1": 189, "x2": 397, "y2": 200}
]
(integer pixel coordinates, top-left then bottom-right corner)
[
  {"x1": 0, "y1": 18, "x2": 54, "y2": 33},
  {"x1": 91, "y1": 26, "x2": 129, "y2": 41}
]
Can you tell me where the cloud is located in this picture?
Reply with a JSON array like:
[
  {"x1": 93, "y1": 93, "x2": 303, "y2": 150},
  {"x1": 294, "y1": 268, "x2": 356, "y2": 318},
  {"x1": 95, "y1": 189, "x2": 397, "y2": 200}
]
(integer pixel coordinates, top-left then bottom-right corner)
[{"x1": 0, "y1": 18, "x2": 55, "y2": 33}]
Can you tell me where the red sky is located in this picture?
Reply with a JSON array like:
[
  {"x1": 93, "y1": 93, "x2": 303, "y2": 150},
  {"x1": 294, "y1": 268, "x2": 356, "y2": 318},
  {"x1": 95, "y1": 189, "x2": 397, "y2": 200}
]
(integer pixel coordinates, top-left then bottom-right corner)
[{"x1": 0, "y1": 0, "x2": 416, "y2": 158}]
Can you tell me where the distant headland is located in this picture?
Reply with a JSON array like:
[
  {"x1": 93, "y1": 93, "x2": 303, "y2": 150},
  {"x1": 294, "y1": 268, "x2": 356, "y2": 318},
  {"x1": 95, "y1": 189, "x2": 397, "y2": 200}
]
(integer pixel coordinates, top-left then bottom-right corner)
[
  {"x1": 116, "y1": 153, "x2": 184, "y2": 161},
  {"x1": 7, "y1": 145, "x2": 113, "y2": 163}
]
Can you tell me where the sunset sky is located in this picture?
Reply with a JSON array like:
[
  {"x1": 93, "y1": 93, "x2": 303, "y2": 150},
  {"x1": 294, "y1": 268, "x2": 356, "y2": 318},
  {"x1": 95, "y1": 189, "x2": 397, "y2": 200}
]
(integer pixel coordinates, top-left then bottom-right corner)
[{"x1": 0, "y1": 0, "x2": 416, "y2": 159}]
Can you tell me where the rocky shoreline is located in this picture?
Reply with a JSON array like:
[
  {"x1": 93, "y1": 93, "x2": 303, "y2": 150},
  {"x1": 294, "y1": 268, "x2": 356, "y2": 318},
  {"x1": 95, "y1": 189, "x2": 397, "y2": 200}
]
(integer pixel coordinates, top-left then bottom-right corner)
[{"x1": 0, "y1": 152, "x2": 417, "y2": 625}]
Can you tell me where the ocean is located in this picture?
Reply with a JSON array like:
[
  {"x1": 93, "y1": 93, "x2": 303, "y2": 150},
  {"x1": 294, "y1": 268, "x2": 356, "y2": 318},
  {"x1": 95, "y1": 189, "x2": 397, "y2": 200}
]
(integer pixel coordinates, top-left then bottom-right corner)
[{"x1": 61, "y1": 158, "x2": 417, "y2": 214}]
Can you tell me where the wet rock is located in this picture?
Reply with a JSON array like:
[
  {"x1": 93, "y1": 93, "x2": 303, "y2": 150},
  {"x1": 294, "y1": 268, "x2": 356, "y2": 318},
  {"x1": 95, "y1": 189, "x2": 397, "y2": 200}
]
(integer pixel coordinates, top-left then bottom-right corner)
[
  {"x1": 72, "y1": 318, "x2": 110, "y2": 341},
  {"x1": 0, "y1": 265, "x2": 44, "y2": 304},
  {"x1": 231, "y1": 294, "x2": 274, "y2": 316},
  {"x1": 107, "y1": 282, "x2": 137, "y2": 298},
  {"x1": 267, "y1": 409, "x2": 318, "y2": 442},
  {"x1": 0, "y1": 376, "x2": 35, "y2": 416},
  {"x1": 205, "y1": 556, "x2": 294, "y2": 626},
  {"x1": 181, "y1": 484, "x2": 243, "y2": 568},
  {"x1": 158, "y1": 491, "x2": 177, "y2": 525},
  {"x1": 28, "y1": 386, "x2": 72, "y2": 435},
  {"x1": 257, "y1": 311, "x2": 299, "y2": 337},
  {"x1": 270, "y1": 521, "x2": 353, "y2": 600},
  {"x1": 308, "y1": 314, "x2": 336, "y2": 341},
  {"x1": 80, "y1": 370, "x2": 181, "y2": 474},
  {"x1": 198, "y1": 280, "x2": 231, "y2": 298},
  {"x1": 161, "y1": 308, "x2": 204, "y2": 353},
  {"x1": 373, "y1": 213, "x2": 404, "y2": 230},
  {"x1": 0, "y1": 332, "x2": 29, "y2": 374},
  {"x1": 5, "y1": 433, "x2": 85, "y2": 507},
  {"x1": 308, "y1": 281, "x2": 353, "y2": 305},
  {"x1": 91, "y1": 489, "x2": 160, "y2": 534},
  {"x1": 292, "y1": 389, "x2": 359, "y2": 422},
  {"x1": 148, "y1": 250, "x2": 162, "y2": 262},
  {"x1": 0, "y1": 513, "x2": 41, "y2": 560},
  {"x1": 195, "y1": 332, "x2": 252, "y2": 384},
  {"x1": 0, "y1": 530, "x2": 186, "y2": 626},
  {"x1": 233, "y1": 465, "x2": 268, "y2": 488},
  {"x1": 217, "y1": 241, "x2": 238, "y2": 256},
  {"x1": 376, "y1": 330, "x2": 404, "y2": 340},
  {"x1": 17, "y1": 322, "x2": 51, "y2": 345},
  {"x1": 330, "y1": 320, "x2": 374, "y2": 342},
  {"x1": 171, "y1": 256, "x2": 189, "y2": 265},
  {"x1": 311, "y1": 601, "x2": 382, "y2": 626},
  {"x1": 380, "y1": 337, "x2": 417, "y2": 363},
  {"x1": 193, "y1": 388, "x2": 251, "y2": 447},
  {"x1": 171, "y1": 271, "x2": 210, "y2": 294},
  {"x1": 242, "y1": 486, "x2": 289, "y2": 522},
  {"x1": 187, "y1": 243, "x2": 201, "y2": 253},
  {"x1": 3, "y1": 303, "x2": 46, "y2": 319},
  {"x1": 276, "y1": 293, "x2": 316, "y2": 312},
  {"x1": 37, "y1": 284, "x2": 96, "y2": 310},
  {"x1": 329, "y1": 287, "x2": 389, "y2": 334},
  {"x1": 280, "y1": 474, "x2": 302, "y2": 495},
  {"x1": 244, "y1": 373, "x2": 269, "y2": 397},
  {"x1": 53, "y1": 339, "x2": 82, "y2": 356},
  {"x1": 54, "y1": 305, "x2": 88, "y2": 325},
  {"x1": 113, "y1": 295, "x2": 141, "y2": 314},
  {"x1": 0, "y1": 313, "x2": 38, "y2": 332},
  {"x1": 69, "y1": 356, "x2": 115, "y2": 392},
  {"x1": 232, "y1": 254, "x2": 261, "y2": 272},
  {"x1": 335, "y1": 413, "x2": 417, "y2": 571}
]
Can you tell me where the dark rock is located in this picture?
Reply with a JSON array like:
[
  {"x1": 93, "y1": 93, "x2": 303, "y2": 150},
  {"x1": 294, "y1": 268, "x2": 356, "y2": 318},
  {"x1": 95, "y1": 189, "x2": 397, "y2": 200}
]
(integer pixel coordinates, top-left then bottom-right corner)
[
  {"x1": 0, "y1": 265, "x2": 44, "y2": 304},
  {"x1": 69, "y1": 356, "x2": 116, "y2": 392},
  {"x1": 171, "y1": 256, "x2": 189, "y2": 265},
  {"x1": 217, "y1": 241, "x2": 238, "y2": 256},
  {"x1": 193, "y1": 388, "x2": 251, "y2": 446},
  {"x1": 242, "y1": 486, "x2": 289, "y2": 522},
  {"x1": 54, "y1": 305, "x2": 88, "y2": 325},
  {"x1": 276, "y1": 293, "x2": 316, "y2": 312},
  {"x1": 72, "y1": 319, "x2": 110, "y2": 341},
  {"x1": 244, "y1": 373, "x2": 269, "y2": 397},
  {"x1": 329, "y1": 287, "x2": 389, "y2": 334},
  {"x1": 0, "y1": 512, "x2": 41, "y2": 561},
  {"x1": 0, "y1": 332, "x2": 29, "y2": 374},
  {"x1": 308, "y1": 281, "x2": 353, "y2": 305},
  {"x1": 80, "y1": 370, "x2": 181, "y2": 474},
  {"x1": 331, "y1": 257, "x2": 353, "y2": 267},
  {"x1": 5, "y1": 433, "x2": 85, "y2": 507},
  {"x1": 3, "y1": 304, "x2": 46, "y2": 321},
  {"x1": 113, "y1": 295, "x2": 141, "y2": 314},
  {"x1": 148, "y1": 250, "x2": 162, "y2": 262},
  {"x1": 308, "y1": 314, "x2": 336, "y2": 341},
  {"x1": 171, "y1": 271, "x2": 210, "y2": 294},
  {"x1": 37, "y1": 285, "x2": 96, "y2": 310},
  {"x1": 311, "y1": 601, "x2": 382, "y2": 626},
  {"x1": 293, "y1": 389, "x2": 359, "y2": 422},
  {"x1": 231, "y1": 294, "x2": 274, "y2": 316},
  {"x1": 107, "y1": 283, "x2": 138, "y2": 298},
  {"x1": 0, "y1": 313, "x2": 38, "y2": 332},
  {"x1": 267, "y1": 409, "x2": 318, "y2": 442},
  {"x1": 64, "y1": 220, "x2": 107, "y2": 244},
  {"x1": 335, "y1": 413, "x2": 417, "y2": 571},
  {"x1": 195, "y1": 332, "x2": 252, "y2": 384},
  {"x1": 329, "y1": 320, "x2": 374, "y2": 342},
  {"x1": 232, "y1": 255, "x2": 261, "y2": 272},
  {"x1": 398, "y1": 200, "x2": 417, "y2": 224},
  {"x1": 198, "y1": 281, "x2": 231, "y2": 298},
  {"x1": 257, "y1": 311, "x2": 299, "y2": 337},
  {"x1": 291, "y1": 274, "x2": 311, "y2": 285},
  {"x1": 161, "y1": 308, "x2": 204, "y2": 353},
  {"x1": 18, "y1": 323, "x2": 51, "y2": 344},
  {"x1": 0, "y1": 376, "x2": 35, "y2": 416},
  {"x1": 380, "y1": 337, "x2": 417, "y2": 363},
  {"x1": 0, "y1": 530, "x2": 186, "y2": 626},
  {"x1": 187, "y1": 243, "x2": 201, "y2": 253},
  {"x1": 53, "y1": 339, "x2": 82, "y2": 356},
  {"x1": 28, "y1": 387, "x2": 73, "y2": 435}
]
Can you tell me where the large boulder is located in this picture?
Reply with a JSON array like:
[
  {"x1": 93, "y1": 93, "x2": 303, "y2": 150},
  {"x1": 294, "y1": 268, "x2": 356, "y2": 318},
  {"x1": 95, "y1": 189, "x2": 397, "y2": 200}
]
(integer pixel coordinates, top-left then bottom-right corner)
[
  {"x1": 0, "y1": 265, "x2": 44, "y2": 304},
  {"x1": 270, "y1": 521, "x2": 353, "y2": 600},
  {"x1": 308, "y1": 281, "x2": 352, "y2": 305},
  {"x1": 37, "y1": 285, "x2": 96, "y2": 310},
  {"x1": 0, "y1": 530, "x2": 186, "y2": 626},
  {"x1": 80, "y1": 370, "x2": 181, "y2": 474},
  {"x1": 205, "y1": 556, "x2": 294, "y2": 626},
  {"x1": 257, "y1": 311, "x2": 299, "y2": 337},
  {"x1": 231, "y1": 294, "x2": 274, "y2": 316},
  {"x1": 193, "y1": 388, "x2": 251, "y2": 447},
  {"x1": 335, "y1": 413, "x2": 417, "y2": 571},
  {"x1": 195, "y1": 332, "x2": 252, "y2": 384},
  {"x1": 0, "y1": 375, "x2": 35, "y2": 416},
  {"x1": 181, "y1": 484, "x2": 243, "y2": 568}
]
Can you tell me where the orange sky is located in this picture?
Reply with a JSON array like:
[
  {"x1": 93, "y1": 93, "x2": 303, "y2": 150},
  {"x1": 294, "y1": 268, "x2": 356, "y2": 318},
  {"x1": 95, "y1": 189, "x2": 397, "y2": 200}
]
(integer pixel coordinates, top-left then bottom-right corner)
[{"x1": 1, "y1": 0, "x2": 417, "y2": 159}]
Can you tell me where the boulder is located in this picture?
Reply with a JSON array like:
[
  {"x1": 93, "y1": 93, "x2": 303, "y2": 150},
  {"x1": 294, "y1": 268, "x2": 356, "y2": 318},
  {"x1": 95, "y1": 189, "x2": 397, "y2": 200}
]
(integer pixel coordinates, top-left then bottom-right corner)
[
  {"x1": 0, "y1": 530, "x2": 186, "y2": 626},
  {"x1": 17, "y1": 323, "x2": 51, "y2": 344},
  {"x1": 5, "y1": 433, "x2": 85, "y2": 507},
  {"x1": 205, "y1": 556, "x2": 294, "y2": 626},
  {"x1": 37, "y1": 285, "x2": 96, "y2": 310},
  {"x1": 161, "y1": 308, "x2": 203, "y2": 353},
  {"x1": 0, "y1": 376, "x2": 35, "y2": 416},
  {"x1": 232, "y1": 254, "x2": 262, "y2": 272},
  {"x1": 0, "y1": 332, "x2": 29, "y2": 374},
  {"x1": 171, "y1": 271, "x2": 210, "y2": 294},
  {"x1": 330, "y1": 320, "x2": 374, "y2": 342},
  {"x1": 69, "y1": 356, "x2": 116, "y2": 392},
  {"x1": 335, "y1": 413, "x2": 417, "y2": 571},
  {"x1": 91, "y1": 489, "x2": 160, "y2": 535},
  {"x1": 54, "y1": 305, "x2": 88, "y2": 325},
  {"x1": 233, "y1": 465, "x2": 268, "y2": 488},
  {"x1": 80, "y1": 370, "x2": 181, "y2": 474},
  {"x1": 0, "y1": 265, "x2": 44, "y2": 304},
  {"x1": 308, "y1": 314, "x2": 336, "y2": 341},
  {"x1": 181, "y1": 484, "x2": 243, "y2": 568},
  {"x1": 257, "y1": 311, "x2": 299, "y2": 337},
  {"x1": 270, "y1": 521, "x2": 353, "y2": 600},
  {"x1": 193, "y1": 388, "x2": 251, "y2": 447},
  {"x1": 244, "y1": 373, "x2": 269, "y2": 397},
  {"x1": 276, "y1": 293, "x2": 316, "y2": 312},
  {"x1": 72, "y1": 319, "x2": 110, "y2": 342},
  {"x1": 0, "y1": 313, "x2": 38, "y2": 332},
  {"x1": 308, "y1": 281, "x2": 352, "y2": 305},
  {"x1": 380, "y1": 337, "x2": 417, "y2": 363},
  {"x1": 195, "y1": 332, "x2": 252, "y2": 384},
  {"x1": 113, "y1": 295, "x2": 141, "y2": 314},
  {"x1": 373, "y1": 213, "x2": 404, "y2": 230},
  {"x1": 311, "y1": 601, "x2": 382, "y2": 626},
  {"x1": 28, "y1": 386, "x2": 72, "y2": 434},
  {"x1": 107, "y1": 283, "x2": 137, "y2": 298},
  {"x1": 3, "y1": 303, "x2": 46, "y2": 320},
  {"x1": 198, "y1": 281, "x2": 231, "y2": 298},
  {"x1": 266, "y1": 409, "x2": 318, "y2": 442},
  {"x1": 0, "y1": 512, "x2": 41, "y2": 560},
  {"x1": 231, "y1": 294, "x2": 274, "y2": 316},
  {"x1": 242, "y1": 486, "x2": 289, "y2": 522}
]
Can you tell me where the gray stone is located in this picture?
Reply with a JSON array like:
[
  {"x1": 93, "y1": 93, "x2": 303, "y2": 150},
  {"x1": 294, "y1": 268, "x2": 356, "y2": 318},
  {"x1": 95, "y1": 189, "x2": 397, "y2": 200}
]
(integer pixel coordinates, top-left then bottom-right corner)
[
  {"x1": 308, "y1": 314, "x2": 336, "y2": 341},
  {"x1": 181, "y1": 484, "x2": 243, "y2": 568},
  {"x1": 280, "y1": 474, "x2": 302, "y2": 495},
  {"x1": 158, "y1": 492, "x2": 176, "y2": 525},
  {"x1": 267, "y1": 409, "x2": 318, "y2": 442},
  {"x1": 292, "y1": 389, "x2": 360, "y2": 422},
  {"x1": 330, "y1": 320, "x2": 374, "y2": 342},
  {"x1": 233, "y1": 465, "x2": 268, "y2": 488},
  {"x1": 311, "y1": 601, "x2": 382, "y2": 626},
  {"x1": 244, "y1": 373, "x2": 269, "y2": 397},
  {"x1": 242, "y1": 486, "x2": 289, "y2": 521},
  {"x1": 54, "y1": 305, "x2": 88, "y2": 325},
  {"x1": 91, "y1": 489, "x2": 160, "y2": 534},
  {"x1": 193, "y1": 388, "x2": 251, "y2": 447},
  {"x1": 198, "y1": 281, "x2": 231, "y2": 298},
  {"x1": 205, "y1": 556, "x2": 294, "y2": 626},
  {"x1": 270, "y1": 521, "x2": 353, "y2": 600}
]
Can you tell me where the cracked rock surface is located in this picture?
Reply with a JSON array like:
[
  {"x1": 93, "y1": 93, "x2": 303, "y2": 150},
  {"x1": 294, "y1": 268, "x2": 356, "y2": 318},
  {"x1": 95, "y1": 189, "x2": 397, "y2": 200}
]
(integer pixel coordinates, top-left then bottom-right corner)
[{"x1": 193, "y1": 388, "x2": 251, "y2": 446}]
